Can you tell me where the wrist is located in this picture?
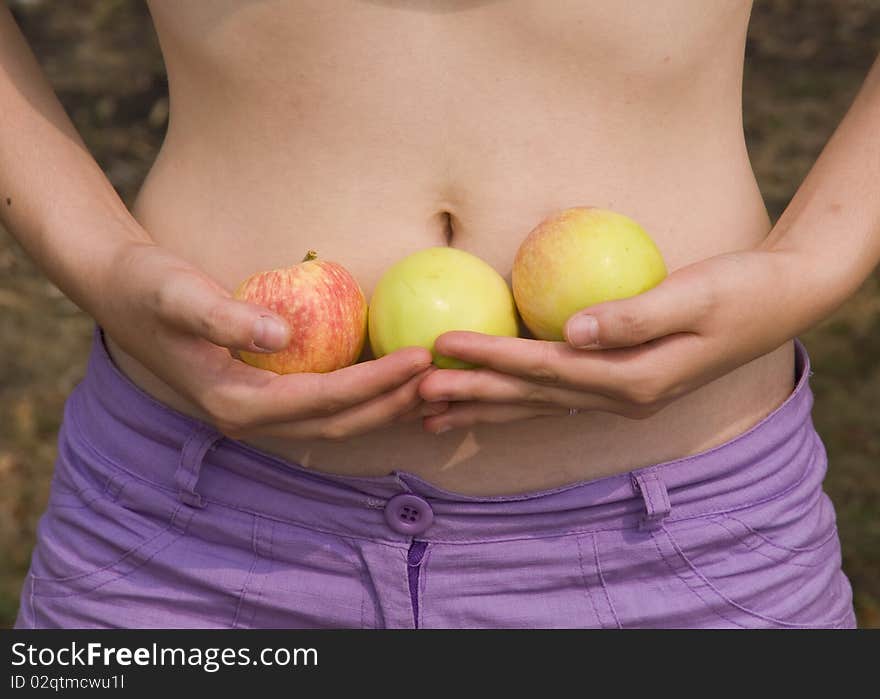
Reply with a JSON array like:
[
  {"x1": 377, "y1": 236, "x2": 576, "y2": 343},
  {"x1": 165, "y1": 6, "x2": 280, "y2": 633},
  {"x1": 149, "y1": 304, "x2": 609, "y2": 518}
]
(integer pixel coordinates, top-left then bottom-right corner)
[
  {"x1": 37, "y1": 213, "x2": 154, "y2": 325},
  {"x1": 760, "y1": 240, "x2": 856, "y2": 337}
]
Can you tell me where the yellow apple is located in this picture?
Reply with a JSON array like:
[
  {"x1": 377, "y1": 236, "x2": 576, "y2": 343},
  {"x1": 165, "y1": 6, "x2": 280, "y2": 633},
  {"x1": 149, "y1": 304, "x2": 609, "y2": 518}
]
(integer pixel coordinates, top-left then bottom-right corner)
[
  {"x1": 512, "y1": 207, "x2": 667, "y2": 341},
  {"x1": 368, "y1": 247, "x2": 519, "y2": 369},
  {"x1": 234, "y1": 251, "x2": 367, "y2": 374}
]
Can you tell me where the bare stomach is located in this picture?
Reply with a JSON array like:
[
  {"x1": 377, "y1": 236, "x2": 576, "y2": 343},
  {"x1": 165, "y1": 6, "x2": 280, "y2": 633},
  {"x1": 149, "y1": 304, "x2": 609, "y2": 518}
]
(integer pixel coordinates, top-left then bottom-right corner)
[
  {"x1": 106, "y1": 0, "x2": 794, "y2": 496},
  {"x1": 110, "y1": 143, "x2": 794, "y2": 496}
]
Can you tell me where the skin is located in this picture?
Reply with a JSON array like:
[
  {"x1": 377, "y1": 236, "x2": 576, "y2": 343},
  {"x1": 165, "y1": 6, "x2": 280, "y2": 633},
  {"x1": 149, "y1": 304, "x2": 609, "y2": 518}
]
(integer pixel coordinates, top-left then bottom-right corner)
[{"x1": 1, "y1": 1, "x2": 878, "y2": 496}]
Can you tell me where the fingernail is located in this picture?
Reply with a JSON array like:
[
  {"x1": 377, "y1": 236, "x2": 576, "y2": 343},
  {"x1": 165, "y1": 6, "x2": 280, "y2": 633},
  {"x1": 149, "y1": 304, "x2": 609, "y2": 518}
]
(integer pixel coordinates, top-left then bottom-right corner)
[
  {"x1": 253, "y1": 316, "x2": 289, "y2": 351},
  {"x1": 567, "y1": 315, "x2": 598, "y2": 348},
  {"x1": 433, "y1": 425, "x2": 452, "y2": 435},
  {"x1": 407, "y1": 349, "x2": 433, "y2": 370}
]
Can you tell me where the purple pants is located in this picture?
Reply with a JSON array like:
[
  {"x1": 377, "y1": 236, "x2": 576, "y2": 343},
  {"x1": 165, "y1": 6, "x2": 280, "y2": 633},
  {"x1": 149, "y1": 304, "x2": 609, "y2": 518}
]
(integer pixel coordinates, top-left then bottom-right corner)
[{"x1": 15, "y1": 328, "x2": 857, "y2": 628}]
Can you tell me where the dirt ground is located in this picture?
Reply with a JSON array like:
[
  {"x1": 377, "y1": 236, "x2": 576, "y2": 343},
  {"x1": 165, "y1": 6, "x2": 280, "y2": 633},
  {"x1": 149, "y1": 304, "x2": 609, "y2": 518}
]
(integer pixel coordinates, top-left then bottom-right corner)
[{"x1": 1, "y1": 0, "x2": 879, "y2": 628}]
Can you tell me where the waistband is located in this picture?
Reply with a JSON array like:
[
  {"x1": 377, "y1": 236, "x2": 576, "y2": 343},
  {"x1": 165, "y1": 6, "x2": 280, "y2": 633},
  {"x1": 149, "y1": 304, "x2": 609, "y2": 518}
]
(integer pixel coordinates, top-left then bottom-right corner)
[{"x1": 62, "y1": 326, "x2": 822, "y2": 544}]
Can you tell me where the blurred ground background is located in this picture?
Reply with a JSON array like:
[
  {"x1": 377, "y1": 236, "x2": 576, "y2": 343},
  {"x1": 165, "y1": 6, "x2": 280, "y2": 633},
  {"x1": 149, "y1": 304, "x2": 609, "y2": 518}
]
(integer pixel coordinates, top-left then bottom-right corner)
[{"x1": 1, "y1": 0, "x2": 878, "y2": 627}]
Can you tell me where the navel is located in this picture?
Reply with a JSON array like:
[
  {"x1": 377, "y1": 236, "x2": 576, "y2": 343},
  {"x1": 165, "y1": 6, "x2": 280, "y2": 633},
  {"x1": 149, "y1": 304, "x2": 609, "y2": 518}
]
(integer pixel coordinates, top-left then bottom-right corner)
[{"x1": 443, "y1": 211, "x2": 454, "y2": 245}]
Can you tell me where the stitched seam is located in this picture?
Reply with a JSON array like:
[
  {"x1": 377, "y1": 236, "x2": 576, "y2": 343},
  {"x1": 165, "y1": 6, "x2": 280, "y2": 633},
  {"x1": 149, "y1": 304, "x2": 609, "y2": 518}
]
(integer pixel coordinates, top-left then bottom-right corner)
[
  {"x1": 407, "y1": 541, "x2": 423, "y2": 629},
  {"x1": 29, "y1": 575, "x2": 38, "y2": 629},
  {"x1": 592, "y1": 534, "x2": 622, "y2": 629},
  {"x1": 39, "y1": 459, "x2": 824, "y2": 546},
  {"x1": 76, "y1": 434, "x2": 641, "y2": 543},
  {"x1": 709, "y1": 516, "x2": 836, "y2": 569},
  {"x1": 30, "y1": 524, "x2": 177, "y2": 585},
  {"x1": 357, "y1": 539, "x2": 366, "y2": 631},
  {"x1": 170, "y1": 502, "x2": 195, "y2": 534},
  {"x1": 232, "y1": 514, "x2": 260, "y2": 629},
  {"x1": 663, "y1": 442, "x2": 819, "y2": 523},
  {"x1": 341, "y1": 535, "x2": 375, "y2": 630},
  {"x1": 31, "y1": 533, "x2": 182, "y2": 599},
  {"x1": 43, "y1": 502, "x2": 90, "y2": 511},
  {"x1": 643, "y1": 476, "x2": 656, "y2": 515},
  {"x1": 576, "y1": 535, "x2": 602, "y2": 628},
  {"x1": 361, "y1": 571, "x2": 367, "y2": 630},
  {"x1": 47, "y1": 475, "x2": 78, "y2": 496},
  {"x1": 43, "y1": 466, "x2": 752, "y2": 546},
  {"x1": 658, "y1": 526, "x2": 852, "y2": 629},
  {"x1": 418, "y1": 545, "x2": 431, "y2": 630},
  {"x1": 659, "y1": 481, "x2": 671, "y2": 513},
  {"x1": 649, "y1": 528, "x2": 747, "y2": 628},
  {"x1": 720, "y1": 513, "x2": 839, "y2": 553},
  {"x1": 246, "y1": 522, "x2": 273, "y2": 629},
  {"x1": 175, "y1": 427, "x2": 221, "y2": 504},
  {"x1": 62, "y1": 431, "x2": 414, "y2": 546},
  {"x1": 231, "y1": 554, "x2": 259, "y2": 629},
  {"x1": 64, "y1": 397, "x2": 827, "y2": 546}
]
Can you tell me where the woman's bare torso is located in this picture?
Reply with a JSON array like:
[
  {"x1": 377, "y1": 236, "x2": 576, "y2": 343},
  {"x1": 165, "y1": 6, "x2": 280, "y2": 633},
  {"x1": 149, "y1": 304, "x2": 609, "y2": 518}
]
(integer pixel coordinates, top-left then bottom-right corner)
[{"x1": 110, "y1": 0, "x2": 794, "y2": 495}]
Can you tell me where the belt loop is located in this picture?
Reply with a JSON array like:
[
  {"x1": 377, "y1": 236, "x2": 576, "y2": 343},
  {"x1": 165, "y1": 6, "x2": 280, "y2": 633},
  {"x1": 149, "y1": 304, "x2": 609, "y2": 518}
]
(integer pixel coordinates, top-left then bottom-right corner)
[
  {"x1": 632, "y1": 471, "x2": 671, "y2": 531},
  {"x1": 174, "y1": 424, "x2": 223, "y2": 508}
]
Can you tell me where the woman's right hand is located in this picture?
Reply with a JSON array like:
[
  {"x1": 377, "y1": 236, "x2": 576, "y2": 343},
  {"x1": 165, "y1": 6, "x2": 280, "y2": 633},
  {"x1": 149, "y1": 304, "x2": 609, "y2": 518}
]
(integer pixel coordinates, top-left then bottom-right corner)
[{"x1": 94, "y1": 241, "x2": 439, "y2": 441}]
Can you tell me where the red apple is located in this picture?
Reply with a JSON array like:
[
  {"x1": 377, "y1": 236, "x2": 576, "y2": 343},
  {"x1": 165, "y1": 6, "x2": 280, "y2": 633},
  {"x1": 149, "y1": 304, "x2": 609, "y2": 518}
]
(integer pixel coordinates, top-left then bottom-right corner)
[{"x1": 234, "y1": 251, "x2": 367, "y2": 374}]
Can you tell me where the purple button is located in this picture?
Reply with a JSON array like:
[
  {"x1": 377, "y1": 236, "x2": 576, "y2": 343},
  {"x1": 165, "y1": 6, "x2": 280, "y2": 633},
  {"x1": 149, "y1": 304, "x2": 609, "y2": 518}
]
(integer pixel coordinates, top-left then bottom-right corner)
[{"x1": 384, "y1": 494, "x2": 434, "y2": 536}]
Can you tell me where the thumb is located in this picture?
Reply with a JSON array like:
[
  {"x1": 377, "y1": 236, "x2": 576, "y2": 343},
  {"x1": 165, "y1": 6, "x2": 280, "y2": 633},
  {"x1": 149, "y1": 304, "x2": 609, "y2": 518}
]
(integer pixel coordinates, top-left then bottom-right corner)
[
  {"x1": 563, "y1": 274, "x2": 699, "y2": 349},
  {"x1": 158, "y1": 273, "x2": 291, "y2": 352}
]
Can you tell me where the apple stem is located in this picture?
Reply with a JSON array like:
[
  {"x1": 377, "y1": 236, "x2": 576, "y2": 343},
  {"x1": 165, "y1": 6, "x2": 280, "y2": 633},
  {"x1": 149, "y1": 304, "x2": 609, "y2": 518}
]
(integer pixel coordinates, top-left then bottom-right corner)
[{"x1": 302, "y1": 250, "x2": 318, "y2": 262}]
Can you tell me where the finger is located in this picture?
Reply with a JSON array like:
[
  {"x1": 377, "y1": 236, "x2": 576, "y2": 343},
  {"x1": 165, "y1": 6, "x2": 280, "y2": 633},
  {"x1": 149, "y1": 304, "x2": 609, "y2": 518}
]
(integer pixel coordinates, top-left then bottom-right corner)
[
  {"x1": 422, "y1": 401, "x2": 450, "y2": 417},
  {"x1": 398, "y1": 401, "x2": 450, "y2": 423},
  {"x1": 419, "y1": 367, "x2": 620, "y2": 411},
  {"x1": 156, "y1": 272, "x2": 291, "y2": 352},
  {"x1": 250, "y1": 371, "x2": 429, "y2": 441},
  {"x1": 433, "y1": 332, "x2": 632, "y2": 391},
  {"x1": 422, "y1": 402, "x2": 569, "y2": 434},
  {"x1": 226, "y1": 348, "x2": 434, "y2": 426},
  {"x1": 564, "y1": 265, "x2": 712, "y2": 349}
]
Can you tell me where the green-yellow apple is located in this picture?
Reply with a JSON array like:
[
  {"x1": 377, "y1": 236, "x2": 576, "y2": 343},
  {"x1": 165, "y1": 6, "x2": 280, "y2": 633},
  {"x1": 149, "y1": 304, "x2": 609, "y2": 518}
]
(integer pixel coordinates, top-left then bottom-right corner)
[
  {"x1": 512, "y1": 207, "x2": 667, "y2": 341},
  {"x1": 368, "y1": 247, "x2": 519, "y2": 369},
  {"x1": 234, "y1": 251, "x2": 367, "y2": 374}
]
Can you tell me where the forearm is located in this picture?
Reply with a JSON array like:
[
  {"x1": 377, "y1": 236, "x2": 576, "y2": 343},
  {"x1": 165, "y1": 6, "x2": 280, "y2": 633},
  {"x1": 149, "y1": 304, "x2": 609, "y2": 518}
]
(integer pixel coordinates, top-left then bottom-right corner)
[
  {"x1": 760, "y1": 54, "x2": 880, "y2": 329},
  {"x1": 0, "y1": 5, "x2": 150, "y2": 320}
]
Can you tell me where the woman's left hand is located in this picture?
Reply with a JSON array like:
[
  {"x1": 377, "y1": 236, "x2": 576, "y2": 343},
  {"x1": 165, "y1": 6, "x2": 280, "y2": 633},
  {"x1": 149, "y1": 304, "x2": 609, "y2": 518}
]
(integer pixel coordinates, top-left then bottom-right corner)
[{"x1": 418, "y1": 248, "x2": 814, "y2": 434}]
